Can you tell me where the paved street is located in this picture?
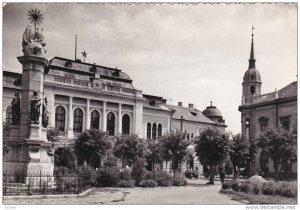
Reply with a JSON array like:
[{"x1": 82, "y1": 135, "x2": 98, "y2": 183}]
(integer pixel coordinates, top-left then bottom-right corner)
[{"x1": 3, "y1": 178, "x2": 244, "y2": 205}]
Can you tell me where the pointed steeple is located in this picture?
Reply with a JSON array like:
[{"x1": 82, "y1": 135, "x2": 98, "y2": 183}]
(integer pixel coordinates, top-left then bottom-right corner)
[{"x1": 248, "y1": 25, "x2": 256, "y2": 69}]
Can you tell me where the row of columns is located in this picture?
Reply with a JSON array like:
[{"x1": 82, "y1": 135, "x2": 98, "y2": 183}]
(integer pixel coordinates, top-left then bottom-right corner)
[{"x1": 66, "y1": 96, "x2": 124, "y2": 139}]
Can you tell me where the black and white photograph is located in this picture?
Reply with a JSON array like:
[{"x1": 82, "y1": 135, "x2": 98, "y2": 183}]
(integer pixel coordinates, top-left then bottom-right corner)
[{"x1": 2, "y1": 2, "x2": 297, "y2": 207}]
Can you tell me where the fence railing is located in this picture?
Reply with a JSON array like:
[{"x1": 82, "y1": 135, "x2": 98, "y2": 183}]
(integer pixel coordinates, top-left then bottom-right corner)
[{"x1": 3, "y1": 171, "x2": 93, "y2": 196}]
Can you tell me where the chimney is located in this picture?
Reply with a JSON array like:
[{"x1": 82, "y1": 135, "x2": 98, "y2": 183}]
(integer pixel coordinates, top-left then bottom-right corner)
[
  {"x1": 178, "y1": 102, "x2": 182, "y2": 107},
  {"x1": 188, "y1": 103, "x2": 194, "y2": 109},
  {"x1": 162, "y1": 99, "x2": 167, "y2": 104}
]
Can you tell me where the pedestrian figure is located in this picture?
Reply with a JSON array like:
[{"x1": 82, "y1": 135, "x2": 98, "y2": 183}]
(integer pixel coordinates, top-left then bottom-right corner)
[{"x1": 219, "y1": 166, "x2": 225, "y2": 184}]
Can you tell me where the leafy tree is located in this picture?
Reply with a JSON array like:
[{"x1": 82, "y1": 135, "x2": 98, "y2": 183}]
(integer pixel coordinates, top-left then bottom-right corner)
[
  {"x1": 74, "y1": 129, "x2": 112, "y2": 168},
  {"x1": 54, "y1": 147, "x2": 77, "y2": 170},
  {"x1": 47, "y1": 128, "x2": 59, "y2": 142},
  {"x1": 146, "y1": 139, "x2": 163, "y2": 170},
  {"x1": 229, "y1": 134, "x2": 250, "y2": 179},
  {"x1": 245, "y1": 139, "x2": 257, "y2": 177},
  {"x1": 194, "y1": 128, "x2": 230, "y2": 184},
  {"x1": 257, "y1": 127, "x2": 296, "y2": 181},
  {"x1": 113, "y1": 134, "x2": 148, "y2": 167},
  {"x1": 160, "y1": 131, "x2": 189, "y2": 178},
  {"x1": 3, "y1": 121, "x2": 10, "y2": 155}
]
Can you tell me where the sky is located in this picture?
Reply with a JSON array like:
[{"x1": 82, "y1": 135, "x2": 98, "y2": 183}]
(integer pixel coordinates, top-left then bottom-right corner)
[{"x1": 3, "y1": 3, "x2": 297, "y2": 134}]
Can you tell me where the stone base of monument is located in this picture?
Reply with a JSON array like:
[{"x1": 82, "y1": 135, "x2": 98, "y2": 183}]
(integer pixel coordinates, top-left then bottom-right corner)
[{"x1": 29, "y1": 124, "x2": 47, "y2": 141}]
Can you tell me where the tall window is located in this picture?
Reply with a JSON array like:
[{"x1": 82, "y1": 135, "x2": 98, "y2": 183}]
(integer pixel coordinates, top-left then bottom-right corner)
[
  {"x1": 90, "y1": 110, "x2": 100, "y2": 129},
  {"x1": 122, "y1": 114, "x2": 130, "y2": 135},
  {"x1": 73, "y1": 108, "x2": 83, "y2": 133},
  {"x1": 158, "y1": 124, "x2": 162, "y2": 138},
  {"x1": 107, "y1": 112, "x2": 115, "y2": 136},
  {"x1": 245, "y1": 118, "x2": 250, "y2": 138},
  {"x1": 259, "y1": 117, "x2": 268, "y2": 132},
  {"x1": 250, "y1": 86, "x2": 255, "y2": 94},
  {"x1": 280, "y1": 117, "x2": 290, "y2": 131},
  {"x1": 55, "y1": 106, "x2": 65, "y2": 132},
  {"x1": 191, "y1": 133, "x2": 194, "y2": 139},
  {"x1": 152, "y1": 123, "x2": 157, "y2": 139},
  {"x1": 5, "y1": 106, "x2": 12, "y2": 124},
  {"x1": 147, "y1": 123, "x2": 151, "y2": 139}
]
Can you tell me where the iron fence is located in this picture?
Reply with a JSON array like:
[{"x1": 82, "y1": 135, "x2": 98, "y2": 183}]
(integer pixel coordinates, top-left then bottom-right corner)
[{"x1": 3, "y1": 171, "x2": 93, "y2": 196}]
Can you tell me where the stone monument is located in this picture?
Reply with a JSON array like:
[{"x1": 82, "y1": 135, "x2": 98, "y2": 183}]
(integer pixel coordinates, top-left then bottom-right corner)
[{"x1": 3, "y1": 9, "x2": 54, "y2": 178}]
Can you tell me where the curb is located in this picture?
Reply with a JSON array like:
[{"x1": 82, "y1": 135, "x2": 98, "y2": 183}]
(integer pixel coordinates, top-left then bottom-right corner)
[{"x1": 3, "y1": 187, "x2": 94, "y2": 200}]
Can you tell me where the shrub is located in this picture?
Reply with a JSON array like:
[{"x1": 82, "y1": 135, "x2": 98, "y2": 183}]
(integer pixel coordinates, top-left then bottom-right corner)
[
  {"x1": 281, "y1": 188, "x2": 297, "y2": 198},
  {"x1": 103, "y1": 156, "x2": 118, "y2": 168},
  {"x1": 280, "y1": 182, "x2": 297, "y2": 198},
  {"x1": 119, "y1": 169, "x2": 132, "y2": 181},
  {"x1": 251, "y1": 183, "x2": 261, "y2": 194},
  {"x1": 240, "y1": 183, "x2": 251, "y2": 193},
  {"x1": 152, "y1": 170, "x2": 173, "y2": 187},
  {"x1": 96, "y1": 167, "x2": 120, "y2": 187},
  {"x1": 262, "y1": 182, "x2": 275, "y2": 195},
  {"x1": 117, "y1": 180, "x2": 135, "y2": 188},
  {"x1": 222, "y1": 182, "x2": 231, "y2": 190},
  {"x1": 140, "y1": 179, "x2": 158, "y2": 188},
  {"x1": 173, "y1": 176, "x2": 187, "y2": 186},
  {"x1": 231, "y1": 182, "x2": 240, "y2": 192},
  {"x1": 143, "y1": 170, "x2": 154, "y2": 180},
  {"x1": 54, "y1": 166, "x2": 73, "y2": 176},
  {"x1": 131, "y1": 158, "x2": 147, "y2": 185}
]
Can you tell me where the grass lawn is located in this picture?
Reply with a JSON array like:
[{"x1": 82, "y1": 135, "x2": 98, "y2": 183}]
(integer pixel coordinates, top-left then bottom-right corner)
[{"x1": 221, "y1": 189, "x2": 297, "y2": 205}]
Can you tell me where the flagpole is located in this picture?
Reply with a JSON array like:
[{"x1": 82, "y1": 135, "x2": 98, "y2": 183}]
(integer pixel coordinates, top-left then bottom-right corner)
[{"x1": 75, "y1": 33, "x2": 77, "y2": 60}]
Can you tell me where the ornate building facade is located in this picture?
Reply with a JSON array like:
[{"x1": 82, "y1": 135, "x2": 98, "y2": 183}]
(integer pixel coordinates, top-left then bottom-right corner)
[
  {"x1": 3, "y1": 25, "x2": 227, "y2": 174},
  {"x1": 238, "y1": 31, "x2": 297, "y2": 176}
]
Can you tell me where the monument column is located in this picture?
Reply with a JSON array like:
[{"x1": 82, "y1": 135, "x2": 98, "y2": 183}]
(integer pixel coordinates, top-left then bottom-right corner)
[
  {"x1": 6, "y1": 10, "x2": 56, "y2": 176},
  {"x1": 102, "y1": 101, "x2": 107, "y2": 132},
  {"x1": 85, "y1": 99, "x2": 90, "y2": 130},
  {"x1": 118, "y1": 103, "x2": 122, "y2": 134},
  {"x1": 67, "y1": 96, "x2": 74, "y2": 138}
]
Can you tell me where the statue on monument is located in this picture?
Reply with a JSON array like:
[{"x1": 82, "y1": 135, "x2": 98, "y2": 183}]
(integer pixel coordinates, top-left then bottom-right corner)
[
  {"x1": 22, "y1": 9, "x2": 46, "y2": 57},
  {"x1": 11, "y1": 92, "x2": 21, "y2": 125},
  {"x1": 30, "y1": 91, "x2": 41, "y2": 124},
  {"x1": 42, "y1": 97, "x2": 49, "y2": 128}
]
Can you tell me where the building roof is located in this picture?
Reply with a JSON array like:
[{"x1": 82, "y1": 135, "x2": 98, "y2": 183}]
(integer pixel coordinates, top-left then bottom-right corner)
[
  {"x1": 166, "y1": 104, "x2": 217, "y2": 124},
  {"x1": 278, "y1": 81, "x2": 297, "y2": 99},
  {"x1": 202, "y1": 105, "x2": 223, "y2": 118},
  {"x1": 49, "y1": 57, "x2": 133, "y2": 83},
  {"x1": 243, "y1": 67, "x2": 262, "y2": 83}
]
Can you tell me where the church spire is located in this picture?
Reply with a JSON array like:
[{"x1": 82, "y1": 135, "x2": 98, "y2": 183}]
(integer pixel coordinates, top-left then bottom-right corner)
[{"x1": 248, "y1": 25, "x2": 256, "y2": 69}]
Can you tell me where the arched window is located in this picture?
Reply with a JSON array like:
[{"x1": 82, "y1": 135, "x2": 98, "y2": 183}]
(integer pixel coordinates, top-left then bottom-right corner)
[
  {"x1": 152, "y1": 123, "x2": 157, "y2": 139},
  {"x1": 122, "y1": 114, "x2": 130, "y2": 135},
  {"x1": 250, "y1": 86, "x2": 255, "y2": 94},
  {"x1": 73, "y1": 108, "x2": 83, "y2": 133},
  {"x1": 158, "y1": 124, "x2": 162, "y2": 138},
  {"x1": 90, "y1": 110, "x2": 100, "y2": 129},
  {"x1": 55, "y1": 106, "x2": 65, "y2": 132},
  {"x1": 191, "y1": 133, "x2": 194, "y2": 139},
  {"x1": 147, "y1": 123, "x2": 151, "y2": 139},
  {"x1": 5, "y1": 106, "x2": 12, "y2": 124},
  {"x1": 107, "y1": 112, "x2": 115, "y2": 136}
]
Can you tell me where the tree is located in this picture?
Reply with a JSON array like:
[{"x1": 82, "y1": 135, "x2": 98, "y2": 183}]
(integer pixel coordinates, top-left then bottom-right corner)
[
  {"x1": 160, "y1": 131, "x2": 189, "y2": 178},
  {"x1": 54, "y1": 147, "x2": 77, "y2": 170},
  {"x1": 229, "y1": 134, "x2": 250, "y2": 179},
  {"x1": 194, "y1": 128, "x2": 230, "y2": 184},
  {"x1": 257, "y1": 127, "x2": 296, "y2": 181},
  {"x1": 145, "y1": 139, "x2": 163, "y2": 170},
  {"x1": 74, "y1": 129, "x2": 112, "y2": 168},
  {"x1": 3, "y1": 121, "x2": 10, "y2": 155},
  {"x1": 113, "y1": 134, "x2": 148, "y2": 167},
  {"x1": 47, "y1": 128, "x2": 59, "y2": 142},
  {"x1": 245, "y1": 139, "x2": 257, "y2": 177}
]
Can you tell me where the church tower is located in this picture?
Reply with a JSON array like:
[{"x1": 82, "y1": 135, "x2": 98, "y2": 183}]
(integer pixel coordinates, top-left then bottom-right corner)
[{"x1": 242, "y1": 26, "x2": 262, "y2": 104}]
